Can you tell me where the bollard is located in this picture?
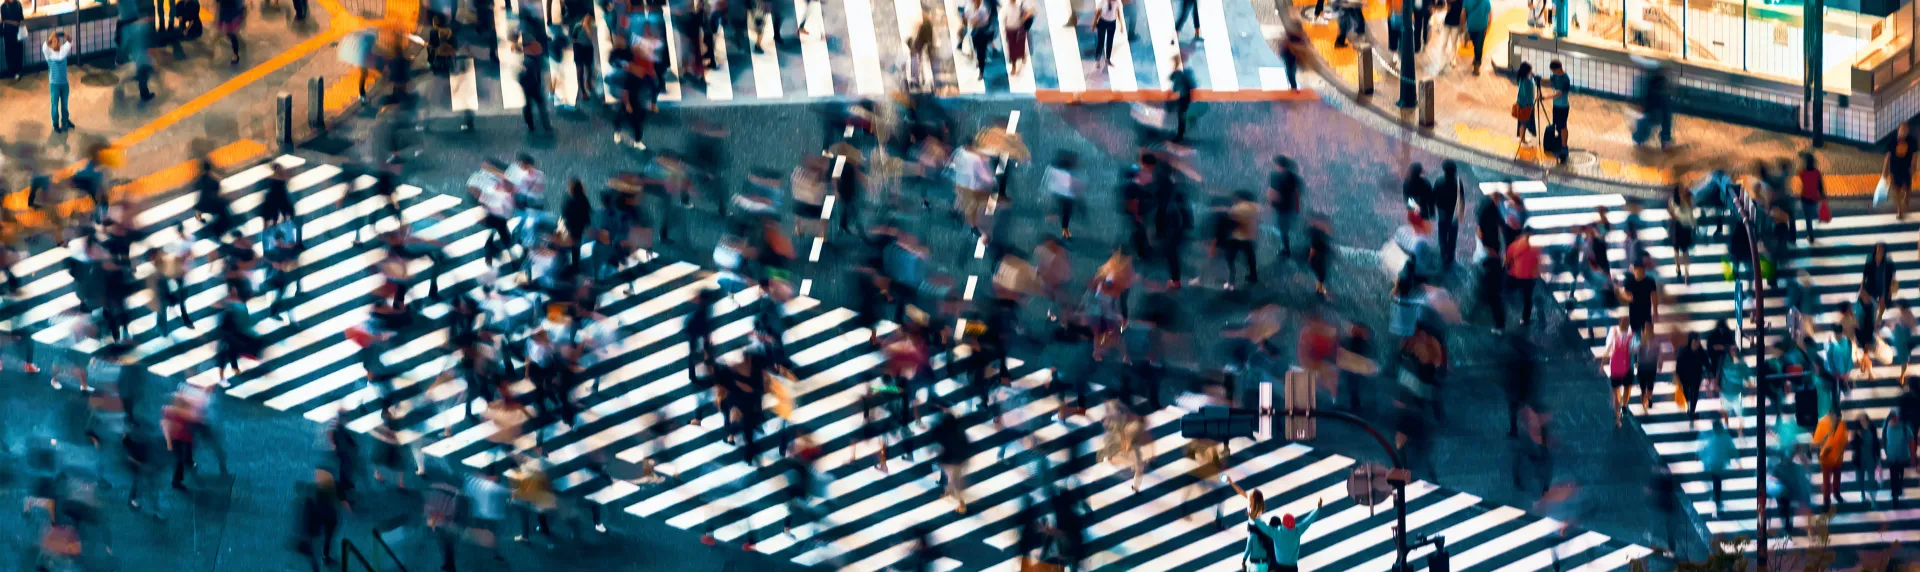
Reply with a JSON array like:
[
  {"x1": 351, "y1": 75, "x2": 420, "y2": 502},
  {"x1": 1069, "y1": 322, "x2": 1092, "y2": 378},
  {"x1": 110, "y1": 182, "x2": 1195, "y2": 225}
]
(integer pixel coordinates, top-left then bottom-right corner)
[
  {"x1": 1357, "y1": 47, "x2": 1375, "y2": 96},
  {"x1": 276, "y1": 92, "x2": 295, "y2": 151},
  {"x1": 308, "y1": 77, "x2": 326, "y2": 132},
  {"x1": 1418, "y1": 79, "x2": 1436, "y2": 128}
]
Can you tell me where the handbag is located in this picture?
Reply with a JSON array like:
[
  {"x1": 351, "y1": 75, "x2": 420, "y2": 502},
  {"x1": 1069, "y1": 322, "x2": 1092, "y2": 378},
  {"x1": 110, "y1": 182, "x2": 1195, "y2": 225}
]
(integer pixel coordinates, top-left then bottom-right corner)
[
  {"x1": 1818, "y1": 200, "x2": 1832, "y2": 223},
  {"x1": 1875, "y1": 176, "x2": 1891, "y2": 207},
  {"x1": 1511, "y1": 104, "x2": 1530, "y2": 120}
]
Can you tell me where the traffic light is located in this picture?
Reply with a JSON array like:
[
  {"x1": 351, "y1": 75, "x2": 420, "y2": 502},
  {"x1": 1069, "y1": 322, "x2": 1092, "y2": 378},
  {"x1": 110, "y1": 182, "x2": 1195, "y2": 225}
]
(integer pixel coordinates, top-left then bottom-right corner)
[{"x1": 1179, "y1": 406, "x2": 1258, "y2": 442}]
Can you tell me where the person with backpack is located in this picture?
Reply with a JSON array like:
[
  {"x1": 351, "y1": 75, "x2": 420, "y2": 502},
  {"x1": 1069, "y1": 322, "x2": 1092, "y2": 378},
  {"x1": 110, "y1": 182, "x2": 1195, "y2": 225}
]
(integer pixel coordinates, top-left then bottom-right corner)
[{"x1": 1225, "y1": 478, "x2": 1322, "y2": 571}]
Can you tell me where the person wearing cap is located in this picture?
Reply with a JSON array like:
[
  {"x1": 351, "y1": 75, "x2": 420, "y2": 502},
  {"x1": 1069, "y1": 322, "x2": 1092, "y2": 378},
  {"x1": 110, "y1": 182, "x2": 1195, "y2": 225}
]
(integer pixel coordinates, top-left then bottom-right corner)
[{"x1": 1226, "y1": 477, "x2": 1322, "y2": 571}]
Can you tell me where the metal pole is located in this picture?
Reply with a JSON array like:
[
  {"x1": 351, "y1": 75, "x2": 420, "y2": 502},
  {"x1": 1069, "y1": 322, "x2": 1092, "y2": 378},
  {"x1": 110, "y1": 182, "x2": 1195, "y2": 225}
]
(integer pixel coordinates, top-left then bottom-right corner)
[
  {"x1": 276, "y1": 92, "x2": 294, "y2": 151},
  {"x1": 1809, "y1": 0, "x2": 1824, "y2": 147},
  {"x1": 1360, "y1": 46, "x2": 1377, "y2": 96},
  {"x1": 1396, "y1": 0, "x2": 1417, "y2": 109},
  {"x1": 308, "y1": 77, "x2": 327, "y2": 132},
  {"x1": 1746, "y1": 195, "x2": 1769, "y2": 566},
  {"x1": 1277, "y1": 408, "x2": 1411, "y2": 567}
]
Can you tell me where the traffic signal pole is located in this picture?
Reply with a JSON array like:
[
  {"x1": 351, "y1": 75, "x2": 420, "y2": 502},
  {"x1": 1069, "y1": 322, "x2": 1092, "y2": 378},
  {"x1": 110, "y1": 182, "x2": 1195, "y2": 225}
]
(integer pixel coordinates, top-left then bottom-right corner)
[{"x1": 1276, "y1": 409, "x2": 1415, "y2": 569}]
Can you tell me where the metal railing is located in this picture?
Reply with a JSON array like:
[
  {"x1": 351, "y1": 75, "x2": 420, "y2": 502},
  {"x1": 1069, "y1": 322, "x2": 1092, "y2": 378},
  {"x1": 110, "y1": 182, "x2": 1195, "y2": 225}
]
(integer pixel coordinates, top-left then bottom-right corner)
[{"x1": 338, "y1": 531, "x2": 409, "y2": 572}]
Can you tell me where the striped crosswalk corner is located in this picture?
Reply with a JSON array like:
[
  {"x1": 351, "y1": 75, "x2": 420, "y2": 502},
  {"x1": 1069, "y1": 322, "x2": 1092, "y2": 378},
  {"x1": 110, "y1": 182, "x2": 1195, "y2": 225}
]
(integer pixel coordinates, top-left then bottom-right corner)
[{"x1": 3, "y1": 139, "x2": 268, "y2": 213}]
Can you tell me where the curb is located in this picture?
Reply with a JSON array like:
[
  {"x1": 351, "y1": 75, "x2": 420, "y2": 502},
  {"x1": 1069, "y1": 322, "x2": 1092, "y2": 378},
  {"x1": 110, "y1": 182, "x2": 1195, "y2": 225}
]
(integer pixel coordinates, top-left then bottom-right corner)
[
  {"x1": 1264, "y1": 6, "x2": 1689, "y2": 199},
  {"x1": 1033, "y1": 88, "x2": 1320, "y2": 104}
]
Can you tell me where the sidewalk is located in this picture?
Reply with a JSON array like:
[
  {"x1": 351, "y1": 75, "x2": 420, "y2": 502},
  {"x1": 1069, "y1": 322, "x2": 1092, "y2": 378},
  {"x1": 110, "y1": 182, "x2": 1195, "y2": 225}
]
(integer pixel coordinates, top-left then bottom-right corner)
[
  {"x1": 0, "y1": 0, "x2": 407, "y2": 207},
  {"x1": 1273, "y1": 0, "x2": 1889, "y2": 197}
]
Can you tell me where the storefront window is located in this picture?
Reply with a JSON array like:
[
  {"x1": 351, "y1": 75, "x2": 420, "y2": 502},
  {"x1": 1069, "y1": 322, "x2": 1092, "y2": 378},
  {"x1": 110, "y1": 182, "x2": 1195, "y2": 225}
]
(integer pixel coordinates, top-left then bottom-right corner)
[{"x1": 1562, "y1": 0, "x2": 1894, "y2": 91}]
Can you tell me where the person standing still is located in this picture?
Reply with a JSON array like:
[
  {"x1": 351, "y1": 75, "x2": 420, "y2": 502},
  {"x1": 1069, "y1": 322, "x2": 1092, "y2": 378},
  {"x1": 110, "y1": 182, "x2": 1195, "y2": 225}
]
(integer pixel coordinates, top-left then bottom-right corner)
[
  {"x1": 44, "y1": 33, "x2": 74, "y2": 132},
  {"x1": 1545, "y1": 60, "x2": 1570, "y2": 134},
  {"x1": 1886, "y1": 410, "x2": 1915, "y2": 507},
  {"x1": 1267, "y1": 155, "x2": 1303, "y2": 257},
  {"x1": 127, "y1": 16, "x2": 156, "y2": 100},
  {"x1": 1, "y1": 0, "x2": 23, "y2": 79}
]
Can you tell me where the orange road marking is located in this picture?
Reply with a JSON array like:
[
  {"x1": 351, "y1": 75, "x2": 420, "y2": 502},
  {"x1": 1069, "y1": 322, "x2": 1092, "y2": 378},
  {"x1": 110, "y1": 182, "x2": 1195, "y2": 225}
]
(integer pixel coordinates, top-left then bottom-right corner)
[{"x1": 4, "y1": 140, "x2": 266, "y2": 227}]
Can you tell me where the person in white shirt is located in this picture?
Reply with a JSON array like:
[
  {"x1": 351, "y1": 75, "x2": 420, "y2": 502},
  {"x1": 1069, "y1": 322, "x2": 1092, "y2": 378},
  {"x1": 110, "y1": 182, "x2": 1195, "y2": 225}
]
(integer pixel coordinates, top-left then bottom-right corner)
[
  {"x1": 1094, "y1": 0, "x2": 1121, "y2": 69},
  {"x1": 469, "y1": 159, "x2": 514, "y2": 263},
  {"x1": 462, "y1": 473, "x2": 510, "y2": 561},
  {"x1": 949, "y1": 142, "x2": 994, "y2": 232},
  {"x1": 1044, "y1": 151, "x2": 1080, "y2": 238},
  {"x1": 506, "y1": 154, "x2": 547, "y2": 246}
]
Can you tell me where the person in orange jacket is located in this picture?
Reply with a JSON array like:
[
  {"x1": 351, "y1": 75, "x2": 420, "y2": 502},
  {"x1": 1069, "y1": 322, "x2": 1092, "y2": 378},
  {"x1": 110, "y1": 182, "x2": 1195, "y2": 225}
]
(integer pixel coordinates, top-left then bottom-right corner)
[{"x1": 1813, "y1": 411, "x2": 1851, "y2": 509}]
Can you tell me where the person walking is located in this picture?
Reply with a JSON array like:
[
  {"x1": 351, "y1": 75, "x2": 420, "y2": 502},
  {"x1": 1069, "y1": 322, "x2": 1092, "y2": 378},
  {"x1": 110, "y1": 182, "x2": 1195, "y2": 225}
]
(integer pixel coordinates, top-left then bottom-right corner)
[
  {"x1": 1462, "y1": 0, "x2": 1489, "y2": 74},
  {"x1": 1432, "y1": 160, "x2": 1466, "y2": 268},
  {"x1": 1675, "y1": 332, "x2": 1707, "y2": 422},
  {"x1": 1, "y1": 0, "x2": 23, "y2": 80},
  {"x1": 1602, "y1": 316, "x2": 1634, "y2": 427},
  {"x1": 215, "y1": 0, "x2": 245, "y2": 64},
  {"x1": 1268, "y1": 155, "x2": 1303, "y2": 256},
  {"x1": 44, "y1": 32, "x2": 74, "y2": 132},
  {"x1": 1166, "y1": 55, "x2": 1196, "y2": 143},
  {"x1": 125, "y1": 15, "x2": 156, "y2": 101},
  {"x1": 1697, "y1": 417, "x2": 1734, "y2": 512},
  {"x1": 1886, "y1": 410, "x2": 1915, "y2": 507},
  {"x1": 1889, "y1": 123, "x2": 1915, "y2": 218},
  {"x1": 1667, "y1": 184, "x2": 1696, "y2": 283},
  {"x1": 1814, "y1": 411, "x2": 1851, "y2": 510},
  {"x1": 519, "y1": 35, "x2": 554, "y2": 133},
  {"x1": 1797, "y1": 151, "x2": 1826, "y2": 243},
  {"x1": 1854, "y1": 413, "x2": 1882, "y2": 507},
  {"x1": 297, "y1": 470, "x2": 346, "y2": 568},
  {"x1": 1004, "y1": 0, "x2": 1033, "y2": 75},
  {"x1": 1093, "y1": 0, "x2": 1120, "y2": 70},
  {"x1": 1632, "y1": 62, "x2": 1674, "y2": 148},
  {"x1": 1045, "y1": 151, "x2": 1081, "y2": 238},
  {"x1": 1172, "y1": 0, "x2": 1199, "y2": 40}
]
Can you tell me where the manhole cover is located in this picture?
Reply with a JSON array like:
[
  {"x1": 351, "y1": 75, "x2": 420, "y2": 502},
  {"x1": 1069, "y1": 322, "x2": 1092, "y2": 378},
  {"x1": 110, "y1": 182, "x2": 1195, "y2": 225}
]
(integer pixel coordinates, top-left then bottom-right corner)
[{"x1": 1567, "y1": 150, "x2": 1599, "y2": 168}]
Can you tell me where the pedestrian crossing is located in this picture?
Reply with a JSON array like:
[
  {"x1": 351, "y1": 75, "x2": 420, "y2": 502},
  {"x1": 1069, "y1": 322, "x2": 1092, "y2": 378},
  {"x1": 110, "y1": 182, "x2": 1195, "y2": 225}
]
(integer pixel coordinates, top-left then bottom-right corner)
[
  {"x1": 441, "y1": 0, "x2": 1300, "y2": 116},
  {"x1": 4, "y1": 155, "x2": 1648, "y2": 571},
  {"x1": 1486, "y1": 179, "x2": 1920, "y2": 552}
]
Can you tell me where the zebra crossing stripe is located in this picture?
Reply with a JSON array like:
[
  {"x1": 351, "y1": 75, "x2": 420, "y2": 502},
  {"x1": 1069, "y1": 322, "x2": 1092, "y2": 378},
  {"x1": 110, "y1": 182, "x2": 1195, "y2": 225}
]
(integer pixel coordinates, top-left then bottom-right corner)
[
  {"x1": 844, "y1": 0, "x2": 889, "y2": 95},
  {"x1": 1043, "y1": 0, "x2": 1085, "y2": 93},
  {"x1": 494, "y1": 0, "x2": 527, "y2": 110},
  {"x1": 1195, "y1": 0, "x2": 1235, "y2": 91},
  {"x1": 749, "y1": 16, "x2": 787, "y2": 98},
  {"x1": 1138, "y1": 0, "x2": 1179, "y2": 89},
  {"x1": 8, "y1": 160, "x2": 1656, "y2": 572},
  {"x1": 798, "y1": 0, "x2": 837, "y2": 96}
]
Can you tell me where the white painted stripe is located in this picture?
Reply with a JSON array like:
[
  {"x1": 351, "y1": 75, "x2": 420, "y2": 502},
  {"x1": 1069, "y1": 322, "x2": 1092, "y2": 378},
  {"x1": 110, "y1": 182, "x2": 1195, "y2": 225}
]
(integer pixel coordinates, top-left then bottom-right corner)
[
  {"x1": 1450, "y1": 518, "x2": 1566, "y2": 570},
  {"x1": 749, "y1": 13, "x2": 784, "y2": 98},
  {"x1": 1138, "y1": 0, "x2": 1179, "y2": 89},
  {"x1": 659, "y1": 4, "x2": 687, "y2": 101},
  {"x1": 495, "y1": 0, "x2": 527, "y2": 109},
  {"x1": 1044, "y1": 0, "x2": 1075, "y2": 92},
  {"x1": 1357, "y1": 506, "x2": 1526, "y2": 572},
  {"x1": 798, "y1": 0, "x2": 836, "y2": 96},
  {"x1": 843, "y1": 0, "x2": 887, "y2": 95},
  {"x1": 1485, "y1": 530, "x2": 1612, "y2": 572},
  {"x1": 704, "y1": 27, "x2": 737, "y2": 100},
  {"x1": 1195, "y1": 0, "x2": 1235, "y2": 91}
]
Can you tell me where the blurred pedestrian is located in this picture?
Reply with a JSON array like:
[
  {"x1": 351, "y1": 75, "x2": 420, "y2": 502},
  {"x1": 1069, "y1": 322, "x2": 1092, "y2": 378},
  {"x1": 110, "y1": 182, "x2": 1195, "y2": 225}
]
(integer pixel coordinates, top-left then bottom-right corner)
[{"x1": 296, "y1": 469, "x2": 345, "y2": 569}]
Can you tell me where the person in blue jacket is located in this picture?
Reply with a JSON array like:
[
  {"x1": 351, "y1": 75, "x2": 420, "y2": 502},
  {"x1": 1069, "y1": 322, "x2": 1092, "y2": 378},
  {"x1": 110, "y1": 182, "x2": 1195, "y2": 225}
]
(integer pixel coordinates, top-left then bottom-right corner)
[{"x1": 1227, "y1": 476, "x2": 1323, "y2": 572}]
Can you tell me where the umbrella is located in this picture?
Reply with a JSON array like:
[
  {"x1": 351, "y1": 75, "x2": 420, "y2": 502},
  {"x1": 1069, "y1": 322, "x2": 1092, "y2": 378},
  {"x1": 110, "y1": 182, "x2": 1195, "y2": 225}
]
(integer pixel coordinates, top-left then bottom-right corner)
[{"x1": 972, "y1": 127, "x2": 1029, "y2": 162}]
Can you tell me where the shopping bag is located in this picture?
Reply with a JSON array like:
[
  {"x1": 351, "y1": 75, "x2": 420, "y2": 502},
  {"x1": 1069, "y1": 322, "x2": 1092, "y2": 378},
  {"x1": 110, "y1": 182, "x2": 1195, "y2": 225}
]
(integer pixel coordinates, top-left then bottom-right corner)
[
  {"x1": 1876, "y1": 176, "x2": 1891, "y2": 207},
  {"x1": 1818, "y1": 201, "x2": 1832, "y2": 223},
  {"x1": 1759, "y1": 256, "x2": 1776, "y2": 281},
  {"x1": 1720, "y1": 260, "x2": 1734, "y2": 282},
  {"x1": 1673, "y1": 386, "x2": 1688, "y2": 410}
]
